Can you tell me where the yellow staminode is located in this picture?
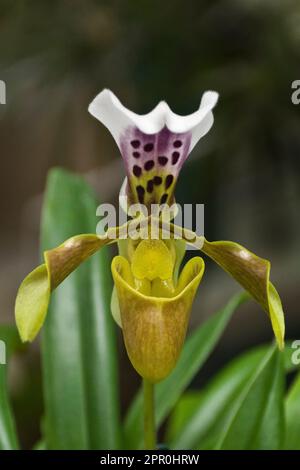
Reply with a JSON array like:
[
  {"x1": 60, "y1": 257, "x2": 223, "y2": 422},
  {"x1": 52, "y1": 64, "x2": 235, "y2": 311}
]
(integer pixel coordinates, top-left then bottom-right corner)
[{"x1": 131, "y1": 240, "x2": 174, "y2": 281}]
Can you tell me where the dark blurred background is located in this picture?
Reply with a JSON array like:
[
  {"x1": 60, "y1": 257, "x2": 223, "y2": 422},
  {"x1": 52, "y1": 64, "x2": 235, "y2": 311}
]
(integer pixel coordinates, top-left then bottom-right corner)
[{"x1": 0, "y1": 0, "x2": 299, "y2": 448}]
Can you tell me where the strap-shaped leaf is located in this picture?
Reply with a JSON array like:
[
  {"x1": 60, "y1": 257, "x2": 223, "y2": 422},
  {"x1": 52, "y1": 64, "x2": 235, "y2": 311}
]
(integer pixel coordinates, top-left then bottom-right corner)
[
  {"x1": 41, "y1": 168, "x2": 122, "y2": 449},
  {"x1": 168, "y1": 344, "x2": 284, "y2": 450},
  {"x1": 284, "y1": 372, "x2": 300, "y2": 449},
  {"x1": 167, "y1": 345, "x2": 268, "y2": 449},
  {"x1": 201, "y1": 239, "x2": 285, "y2": 350},
  {"x1": 0, "y1": 325, "x2": 21, "y2": 450},
  {"x1": 216, "y1": 346, "x2": 284, "y2": 449},
  {"x1": 168, "y1": 341, "x2": 298, "y2": 449}
]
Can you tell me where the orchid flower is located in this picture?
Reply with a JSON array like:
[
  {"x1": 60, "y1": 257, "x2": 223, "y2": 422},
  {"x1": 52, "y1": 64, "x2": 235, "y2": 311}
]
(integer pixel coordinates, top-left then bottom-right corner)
[{"x1": 15, "y1": 90, "x2": 285, "y2": 389}]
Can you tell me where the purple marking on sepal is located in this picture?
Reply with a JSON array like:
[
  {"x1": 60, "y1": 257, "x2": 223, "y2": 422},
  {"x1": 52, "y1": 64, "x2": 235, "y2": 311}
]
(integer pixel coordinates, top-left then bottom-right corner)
[
  {"x1": 158, "y1": 156, "x2": 168, "y2": 166},
  {"x1": 120, "y1": 126, "x2": 191, "y2": 205}
]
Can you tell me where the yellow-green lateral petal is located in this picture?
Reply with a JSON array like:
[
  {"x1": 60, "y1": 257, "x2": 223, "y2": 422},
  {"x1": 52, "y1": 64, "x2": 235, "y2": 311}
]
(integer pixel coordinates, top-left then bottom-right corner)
[
  {"x1": 201, "y1": 239, "x2": 285, "y2": 349},
  {"x1": 15, "y1": 233, "x2": 110, "y2": 342},
  {"x1": 15, "y1": 264, "x2": 50, "y2": 342},
  {"x1": 268, "y1": 282, "x2": 285, "y2": 350},
  {"x1": 112, "y1": 255, "x2": 205, "y2": 383},
  {"x1": 44, "y1": 234, "x2": 106, "y2": 289}
]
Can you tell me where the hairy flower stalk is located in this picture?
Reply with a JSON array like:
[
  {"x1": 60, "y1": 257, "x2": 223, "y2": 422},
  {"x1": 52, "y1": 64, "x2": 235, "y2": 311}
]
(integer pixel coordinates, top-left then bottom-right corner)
[{"x1": 15, "y1": 90, "x2": 285, "y2": 450}]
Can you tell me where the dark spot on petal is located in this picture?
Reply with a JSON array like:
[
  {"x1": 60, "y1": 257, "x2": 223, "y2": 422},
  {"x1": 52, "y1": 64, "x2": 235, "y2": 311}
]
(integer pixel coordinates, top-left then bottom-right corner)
[
  {"x1": 133, "y1": 165, "x2": 142, "y2": 177},
  {"x1": 174, "y1": 139, "x2": 182, "y2": 148},
  {"x1": 136, "y1": 185, "x2": 145, "y2": 203},
  {"x1": 131, "y1": 139, "x2": 140, "y2": 148},
  {"x1": 133, "y1": 151, "x2": 140, "y2": 158},
  {"x1": 172, "y1": 151, "x2": 180, "y2": 165},
  {"x1": 153, "y1": 176, "x2": 162, "y2": 186},
  {"x1": 144, "y1": 160, "x2": 155, "y2": 171},
  {"x1": 144, "y1": 143, "x2": 154, "y2": 152},
  {"x1": 160, "y1": 193, "x2": 168, "y2": 204},
  {"x1": 147, "y1": 180, "x2": 154, "y2": 193},
  {"x1": 158, "y1": 156, "x2": 168, "y2": 166},
  {"x1": 165, "y1": 174, "x2": 174, "y2": 189}
]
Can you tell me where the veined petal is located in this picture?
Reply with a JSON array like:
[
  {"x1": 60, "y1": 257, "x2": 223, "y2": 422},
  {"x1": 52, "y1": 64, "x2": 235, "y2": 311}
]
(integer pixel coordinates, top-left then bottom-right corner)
[
  {"x1": 15, "y1": 265, "x2": 50, "y2": 344},
  {"x1": 89, "y1": 89, "x2": 218, "y2": 207},
  {"x1": 15, "y1": 234, "x2": 111, "y2": 342},
  {"x1": 44, "y1": 234, "x2": 107, "y2": 289},
  {"x1": 165, "y1": 221, "x2": 285, "y2": 349},
  {"x1": 201, "y1": 239, "x2": 285, "y2": 350},
  {"x1": 111, "y1": 255, "x2": 205, "y2": 382}
]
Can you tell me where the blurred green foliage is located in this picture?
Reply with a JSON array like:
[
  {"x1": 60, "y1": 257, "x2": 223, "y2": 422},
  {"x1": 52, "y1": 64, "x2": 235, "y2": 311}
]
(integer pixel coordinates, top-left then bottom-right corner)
[
  {"x1": 0, "y1": 0, "x2": 299, "y2": 450},
  {"x1": 1, "y1": 0, "x2": 299, "y2": 243}
]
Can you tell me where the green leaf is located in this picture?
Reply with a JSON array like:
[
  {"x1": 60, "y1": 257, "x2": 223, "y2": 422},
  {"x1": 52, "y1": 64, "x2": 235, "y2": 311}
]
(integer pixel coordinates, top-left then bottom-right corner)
[
  {"x1": 166, "y1": 391, "x2": 204, "y2": 445},
  {"x1": 124, "y1": 292, "x2": 247, "y2": 449},
  {"x1": 0, "y1": 325, "x2": 23, "y2": 357},
  {"x1": 169, "y1": 341, "x2": 293, "y2": 450},
  {"x1": 41, "y1": 168, "x2": 121, "y2": 449},
  {"x1": 284, "y1": 341, "x2": 300, "y2": 374},
  {"x1": 217, "y1": 345, "x2": 284, "y2": 450},
  {"x1": 33, "y1": 439, "x2": 46, "y2": 450},
  {"x1": 0, "y1": 325, "x2": 21, "y2": 450},
  {"x1": 168, "y1": 345, "x2": 268, "y2": 449},
  {"x1": 284, "y1": 372, "x2": 300, "y2": 449}
]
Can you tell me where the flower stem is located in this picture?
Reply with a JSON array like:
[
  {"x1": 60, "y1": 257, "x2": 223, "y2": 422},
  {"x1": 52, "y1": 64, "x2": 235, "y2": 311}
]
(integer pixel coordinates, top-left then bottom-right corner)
[{"x1": 143, "y1": 379, "x2": 156, "y2": 450}]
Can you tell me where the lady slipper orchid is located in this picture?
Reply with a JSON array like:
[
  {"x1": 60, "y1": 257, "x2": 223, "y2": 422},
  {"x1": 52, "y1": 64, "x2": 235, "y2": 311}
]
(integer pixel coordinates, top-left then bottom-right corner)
[{"x1": 15, "y1": 90, "x2": 285, "y2": 387}]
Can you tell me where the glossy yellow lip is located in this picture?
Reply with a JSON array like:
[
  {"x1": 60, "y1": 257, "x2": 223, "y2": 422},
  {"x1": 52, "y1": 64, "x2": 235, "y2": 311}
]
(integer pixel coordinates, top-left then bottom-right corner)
[
  {"x1": 112, "y1": 255, "x2": 204, "y2": 302},
  {"x1": 111, "y1": 255, "x2": 205, "y2": 383}
]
